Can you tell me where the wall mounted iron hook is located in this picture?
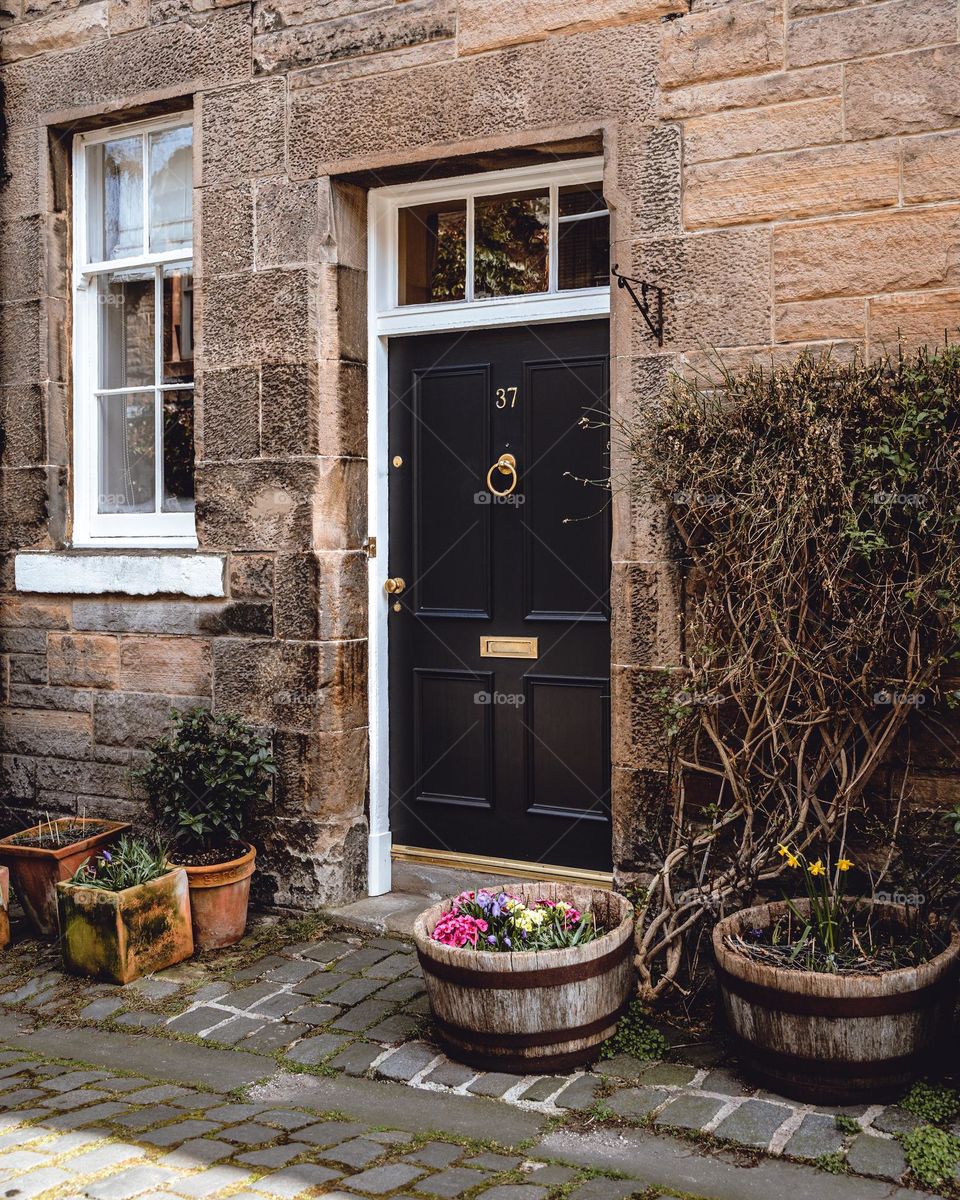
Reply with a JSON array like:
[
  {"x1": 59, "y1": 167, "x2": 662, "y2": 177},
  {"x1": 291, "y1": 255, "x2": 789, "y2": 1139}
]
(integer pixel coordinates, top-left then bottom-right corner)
[{"x1": 611, "y1": 265, "x2": 665, "y2": 347}]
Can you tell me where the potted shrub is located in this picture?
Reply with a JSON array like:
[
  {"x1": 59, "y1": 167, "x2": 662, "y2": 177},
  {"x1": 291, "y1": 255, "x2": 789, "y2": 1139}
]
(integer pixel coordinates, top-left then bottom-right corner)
[
  {"x1": 57, "y1": 835, "x2": 193, "y2": 984},
  {"x1": 0, "y1": 817, "x2": 131, "y2": 937},
  {"x1": 714, "y1": 847, "x2": 960, "y2": 1103},
  {"x1": 136, "y1": 708, "x2": 275, "y2": 950},
  {"x1": 413, "y1": 884, "x2": 635, "y2": 1072},
  {"x1": 0, "y1": 866, "x2": 9, "y2": 950}
]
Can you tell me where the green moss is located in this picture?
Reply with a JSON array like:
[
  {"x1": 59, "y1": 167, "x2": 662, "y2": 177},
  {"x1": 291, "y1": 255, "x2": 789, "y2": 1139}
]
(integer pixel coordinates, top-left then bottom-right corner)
[
  {"x1": 814, "y1": 1151, "x2": 848, "y2": 1175},
  {"x1": 834, "y1": 1115, "x2": 860, "y2": 1135},
  {"x1": 901, "y1": 1124, "x2": 960, "y2": 1188},
  {"x1": 599, "y1": 1000, "x2": 667, "y2": 1062}
]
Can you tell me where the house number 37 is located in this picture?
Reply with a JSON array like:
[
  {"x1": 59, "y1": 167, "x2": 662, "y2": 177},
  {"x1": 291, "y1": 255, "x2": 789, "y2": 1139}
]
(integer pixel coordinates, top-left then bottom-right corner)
[{"x1": 495, "y1": 387, "x2": 519, "y2": 409}]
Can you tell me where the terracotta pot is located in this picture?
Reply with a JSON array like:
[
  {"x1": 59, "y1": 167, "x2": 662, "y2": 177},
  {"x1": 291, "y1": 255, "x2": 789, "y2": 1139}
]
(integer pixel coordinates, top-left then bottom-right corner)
[
  {"x1": 170, "y1": 842, "x2": 256, "y2": 950},
  {"x1": 414, "y1": 884, "x2": 635, "y2": 1073},
  {"x1": 0, "y1": 866, "x2": 10, "y2": 951},
  {"x1": 57, "y1": 868, "x2": 194, "y2": 985},
  {"x1": 0, "y1": 819, "x2": 131, "y2": 938},
  {"x1": 713, "y1": 899, "x2": 960, "y2": 1103}
]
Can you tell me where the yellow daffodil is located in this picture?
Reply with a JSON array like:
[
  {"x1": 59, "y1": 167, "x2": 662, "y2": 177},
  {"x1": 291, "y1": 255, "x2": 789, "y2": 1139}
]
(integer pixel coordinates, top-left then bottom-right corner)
[
  {"x1": 777, "y1": 844, "x2": 789, "y2": 858},
  {"x1": 785, "y1": 853, "x2": 800, "y2": 868},
  {"x1": 808, "y1": 859, "x2": 826, "y2": 877},
  {"x1": 837, "y1": 858, "x2": 853, "y2": 872}
]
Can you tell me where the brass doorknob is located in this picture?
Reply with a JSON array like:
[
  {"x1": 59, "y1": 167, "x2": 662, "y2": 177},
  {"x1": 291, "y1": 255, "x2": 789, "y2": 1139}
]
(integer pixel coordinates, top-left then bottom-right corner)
[{"x1": 384, "y1": 577, "x2": 406, "y2": 595}]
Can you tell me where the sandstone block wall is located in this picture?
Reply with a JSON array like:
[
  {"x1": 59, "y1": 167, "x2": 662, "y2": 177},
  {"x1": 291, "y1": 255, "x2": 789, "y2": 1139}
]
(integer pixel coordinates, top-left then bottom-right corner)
[{"x1": 1, "y1": 0, "x2": 958, "y2": 902}]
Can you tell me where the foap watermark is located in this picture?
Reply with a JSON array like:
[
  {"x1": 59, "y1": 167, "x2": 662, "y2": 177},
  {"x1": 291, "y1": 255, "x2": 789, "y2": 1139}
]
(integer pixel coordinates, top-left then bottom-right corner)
[
  {"x1": 474, "y1": 691, "x2": 525, "y2": 707},
  {"x1": 671, "y1": 491, "x2": 727, "y2": 509},
  {"x1": 674, "y1": 689, "x2": 724, "y2": 708},
  {"x1": 874, "y1": 888, "x2": 925, "y2": 908},
  {"x1": 274, "y1": 689, "x2": 327, "y2": 711},
  {"x1": 474, "y1": 491, "x2": 525, "y2": 507},
  {"x1": 873, "y1": 491, "x2": 927, "y2": 507},
  {"x1": 873, "y1": 688, "x2": 927, "y2": 707}
]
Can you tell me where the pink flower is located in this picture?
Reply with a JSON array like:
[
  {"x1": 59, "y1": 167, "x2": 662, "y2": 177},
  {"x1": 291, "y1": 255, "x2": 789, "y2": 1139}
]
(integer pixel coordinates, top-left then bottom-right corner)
[{"x1": 432, "y1": 912, "x2": 489, "y2": 949}]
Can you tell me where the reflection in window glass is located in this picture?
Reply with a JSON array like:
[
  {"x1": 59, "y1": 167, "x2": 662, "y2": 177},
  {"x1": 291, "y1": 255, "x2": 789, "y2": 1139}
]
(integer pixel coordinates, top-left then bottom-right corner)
[
  {"x1": 162, "y1": 266, "x2": 194, "y2": 383},
  {"x1": 399, "y1": 200, "x2": 466, "y2": 305},
  {"x1": 149, "y1": 127, "x2": 193, "y2": 253},
  {"x1": 89, "y1": 136, "x2": 144, "y2": 262},
  {"x1": 98, "y1": 392, "x2": 155, "y2": 513},
  {"x1": 98, "y1": 269, "x2": 155, "y2": 389},
  {"x1": 474, "y1": 188, "x2": 549, "y2": 299},
  {"x1": 162, "y1": 390, "x2": 195, "y2": 513},
  {"x1": 558, "y1": 182, "x2": 609, "y2": 291}
]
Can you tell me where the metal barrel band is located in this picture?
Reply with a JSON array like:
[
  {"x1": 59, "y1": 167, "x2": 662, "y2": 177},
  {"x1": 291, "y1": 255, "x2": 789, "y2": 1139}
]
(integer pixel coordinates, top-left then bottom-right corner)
[
  {"x1": 436, "y1": 1042, "x2": 605, "y2": 1075},
  {"x1": 432, "y1": 999, "x2": 629, "y2": 1050},
  {"x1": 716, "y1": 962, "x2": 958, "y2": 1018},
  {"x1": 731, "y1": 1032, "x2": 933, "y2": 1082},
  {"x1": 418, "y1": 936, "x2": 631, "y2": 990}
]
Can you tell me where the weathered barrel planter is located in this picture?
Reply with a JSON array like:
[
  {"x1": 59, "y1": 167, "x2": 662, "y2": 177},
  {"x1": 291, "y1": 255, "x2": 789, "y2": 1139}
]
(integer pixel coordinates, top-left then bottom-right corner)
[
  {"x1": 413, "y1": 884, "x2": 635, "y2": 1072},
  {"x1": 713, "y1": 899, "x2": 960, "y2": 1104}
]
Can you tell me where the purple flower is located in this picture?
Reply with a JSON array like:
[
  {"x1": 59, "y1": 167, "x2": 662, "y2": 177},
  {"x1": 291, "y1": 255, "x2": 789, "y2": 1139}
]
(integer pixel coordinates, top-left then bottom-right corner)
[
  {"x1": 503, "y1": 936, "x2": 511, "y2": 949},
  {"x1": 101, "y1": 850, "x2": 112, "y2": 862},
  {"x1": 487, "y1": 935, "x2": 496, "y2": 945}
]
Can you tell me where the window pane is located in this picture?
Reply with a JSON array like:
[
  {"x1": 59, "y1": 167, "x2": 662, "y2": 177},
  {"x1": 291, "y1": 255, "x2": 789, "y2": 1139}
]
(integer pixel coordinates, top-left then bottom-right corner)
[
  {"x1": 162, "y1": 389, "x2": 195, "y2": 513},
  {"x1": 98, "y1": 269, "x2": 155, "y2": 389},
  {"x1": 558, "y1": 182, "x2": 607, "y2": 218},
  {"x1": 88, "y1": 136, "x2": 144, "y2": 262},
  {"x1": 162, "y1": 266, "x2": 194, "y2": 383},
  {"x1": 474, "y1": 188, "x2": 549, "y2": 299},
  {"x1": 558, "y1": 211, "x2": 610, "y2": 290},
  {"x1": 149, "y1": 126, "x2": 193, "y2": 253},
  {"x1": 98, "y1": 391, "x2": 155, "y2": 513},
  {"x1": 398, "y1": 200, "x2": 466, "y2": 305}
]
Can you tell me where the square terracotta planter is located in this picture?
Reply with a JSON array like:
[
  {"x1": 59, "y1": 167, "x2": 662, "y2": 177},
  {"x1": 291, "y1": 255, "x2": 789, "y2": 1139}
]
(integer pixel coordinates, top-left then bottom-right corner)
[
  {"x1": 56, "y1": 867, "x2": 194, "y2": 985},
  {"x1": 0, "y1": 867, "x2": 9, "y2": 951},
  {"x1": 0, "y1": 819, "x2": 131, "y2": 938}
]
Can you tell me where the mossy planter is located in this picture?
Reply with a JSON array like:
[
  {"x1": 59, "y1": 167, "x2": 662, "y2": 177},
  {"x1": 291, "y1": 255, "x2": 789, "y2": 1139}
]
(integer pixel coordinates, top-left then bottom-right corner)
[
  {"x1": 57, "y1": 868, "x2": 194, "y2": 985},
  {"x1": 0, "y1": 866, "x2": 9, "y2": 951},
  {"x1": 0, "y1": 818, "x2": 131, "y2": 938}
]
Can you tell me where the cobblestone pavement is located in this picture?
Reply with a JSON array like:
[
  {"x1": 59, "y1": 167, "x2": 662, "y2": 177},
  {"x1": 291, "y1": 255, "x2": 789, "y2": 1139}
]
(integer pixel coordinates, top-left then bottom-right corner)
[{"x1": 0, "y1": 914, "x2": 943, "y2": 1199}]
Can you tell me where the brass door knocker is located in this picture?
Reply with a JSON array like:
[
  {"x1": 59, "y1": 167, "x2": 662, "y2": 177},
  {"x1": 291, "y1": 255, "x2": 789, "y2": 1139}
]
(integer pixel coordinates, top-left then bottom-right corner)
[{"x1": 486, "y1": 453, "x2": 518, "y2": 497}]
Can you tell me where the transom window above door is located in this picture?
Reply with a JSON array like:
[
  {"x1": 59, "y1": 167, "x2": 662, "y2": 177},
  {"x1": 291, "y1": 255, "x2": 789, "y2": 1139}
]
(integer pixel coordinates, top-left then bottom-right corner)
[
  {"x1": 371, "y1": 158, "x2": 610, "y2": 336},
  {"x1": 73, "y1": 114, "x2": 195, "y2": 546}
]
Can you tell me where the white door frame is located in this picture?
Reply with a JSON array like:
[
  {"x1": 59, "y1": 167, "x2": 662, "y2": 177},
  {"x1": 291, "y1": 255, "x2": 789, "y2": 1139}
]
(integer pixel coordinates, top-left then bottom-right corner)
[{"x1": 365, "y1": 157, "x2": 611, "y2": 896}]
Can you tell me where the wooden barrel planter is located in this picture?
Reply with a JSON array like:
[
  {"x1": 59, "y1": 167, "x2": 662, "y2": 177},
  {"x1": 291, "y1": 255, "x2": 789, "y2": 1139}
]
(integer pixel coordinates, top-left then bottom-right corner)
[
  {"x1": 413, "y1": 883, "x2": 635, "y2": 1073},
  {"x1": 713, "y1": 899, "x2": 960, "y2": 1104}
]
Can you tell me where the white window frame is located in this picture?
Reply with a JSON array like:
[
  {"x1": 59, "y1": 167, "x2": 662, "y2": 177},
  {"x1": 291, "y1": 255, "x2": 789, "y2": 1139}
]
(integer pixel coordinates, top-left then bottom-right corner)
[
  {"x1": 72, "y1": 113, "x2": 196, "y2": 548},
  {"x1": 365, "y1": 157, "x2": 611, "y2": 894},
  {"x1": 369, "y1": 156, "x2": 610, "y2": 337}
]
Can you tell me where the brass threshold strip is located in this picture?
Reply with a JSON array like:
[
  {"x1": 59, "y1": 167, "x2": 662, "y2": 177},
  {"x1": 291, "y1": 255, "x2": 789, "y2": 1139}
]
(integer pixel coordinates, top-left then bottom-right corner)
[{"x1": 391, "y1": 844, "x2": 614, "y2": 890}]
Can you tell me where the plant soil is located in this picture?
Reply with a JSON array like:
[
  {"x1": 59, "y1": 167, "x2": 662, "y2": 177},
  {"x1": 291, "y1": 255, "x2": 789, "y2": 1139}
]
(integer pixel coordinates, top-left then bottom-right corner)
[
  {"x1": 724, "y1": 923, "x2": 947, "y2": 975},
  {"x1": 170, "y1": 842, "x2": 248, "y2": 868},
  {"x1": 4, "y1": 822, "x2": 111, "y2": 849}
]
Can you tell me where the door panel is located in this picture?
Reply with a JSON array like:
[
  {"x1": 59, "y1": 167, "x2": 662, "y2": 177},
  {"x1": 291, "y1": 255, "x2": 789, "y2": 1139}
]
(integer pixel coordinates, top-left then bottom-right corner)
[{"x1": 388, "y1": 321, "x2": 611, "y2": 870}]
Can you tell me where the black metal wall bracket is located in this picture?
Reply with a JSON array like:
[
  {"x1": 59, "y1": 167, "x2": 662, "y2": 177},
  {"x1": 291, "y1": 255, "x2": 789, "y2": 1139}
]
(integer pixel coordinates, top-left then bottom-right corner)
[{"x1": 611, "y1": 265, "x2": 665, "y2": 347}]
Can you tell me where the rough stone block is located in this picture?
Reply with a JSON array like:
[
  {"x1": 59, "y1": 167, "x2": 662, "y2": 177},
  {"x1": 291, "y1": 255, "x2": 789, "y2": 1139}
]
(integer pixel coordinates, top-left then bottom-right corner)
[
  {"x1": 0, "y1": 1, "x2": 108, "y2": 64},
  {"x1": 787, "y1": 0, "x2": 955, "y2": 69},
  {"x1": 845, "y1": 43, "x2": 960, "y2": 139},
  {"x1": 616, "y1": 123, "x2": 682, "y2": 237},
  {"x1": 92, "y1": 692, "x2": 209, "y2": 747},
  {"x1": 34, "y1": 757, "x2": 138, "y2": 800},
  {"x1": 684, "y1": 141, "x2": 898, "y2": 228},
  {"x1": 0, "y1": 129, "x2": 42, "y2": 222},
  {"x1": 252, "y1": 0, "x2": 455, "y2": 75},
  {"x1": 47, "y1": 634, "x2": 118, "y2": 689},
  {"x1": 683, "y1": 96, "x2": 841, "y2": 163},
  {"x1": 255, "y1": 178, "x2": 322, "y2": 269},
  {"x1": 0, "y1": 217, "x2": 42, "y2": 305},
  {"x1": 0, "y1": 301, "x2": 41, "y2": 386},
  {"x1": 902, "y1": 130, "x2": 960, "y2": 203},
  {"x1": 199, "y1": 269, "x2": 310, "y2": 371},
  {"x1": 659, "y1": 0, "x2": 783, "y2": 88},
  {"x1": 0, "y1": 707, "x2": 91, "y2": 758},
  {"x1": 272, "y1": 726, "x2": 369, "y2": 820},
  {"x1": 118, "y1": 637, "x2": 212, "y2": 696},
  {"x1": 313, "y1": 457, "x2": 367, "y2": 551},
  {"x1": 256, "y1": 815, "x2": 368, "y2": 907},
  {"x1": 661, "y1": 63, "x2": 840, "y2": 120},
  {"x1": 195, "y1": 460, "x2": 321, "y2": 551},
  {"x1": 867, "y1": 290, "x2": 960, "y2": 356},
  {"x1": 197, "y1": 183, "x2": 254, "y2": 278},
  {"x1": 198, "y1": 367, "x2": 260, "y2": 461},
  {"x1": 260, "y1": 362, "x2": 320, "y2": 458},
  {"x1": 775, "y1": 297, "x2": 866, "y2": 344},
  {"x1": 773, "y1": 207, "x2": 960, "y2": 301},
  {"x1": 611, "y1": 766, "x2": 671, "y2": 874},
  {"x1": 200, "y1": 78, "x2": 286, "y2": 185},
  {"x1": 458, "y1": 0, "x2": 680, "y2": 55},
  {"x1": 8, "y1": 653, "x2": 47, "y2": 684},
  {"x1": 628, "y1": 227, "x2": 771, "y2": 350},
  {"x1": 611, "y1": 665, "x2": 671, "y2": 771},
  {"x1": 228, "y1": 554, "x2": 275, "y2": 600},
  {"x1": 0, "y1": 386, "x2": 45, "y2": 468},
  {"x1": 317, "y1": 358, "x2": 366, "y2": 459}
]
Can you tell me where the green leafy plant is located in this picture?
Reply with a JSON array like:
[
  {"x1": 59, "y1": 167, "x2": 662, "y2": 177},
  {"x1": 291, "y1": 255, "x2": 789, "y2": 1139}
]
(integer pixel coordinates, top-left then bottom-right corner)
[
  {"x1": 599, "y1": 1000, "x2": 666, "y2": 1062},
  {"x1": 901, "y1": 1124, "x2": 960, "y2": 1188},
  {"x1": 624, "y1": 347, "x2": 960, "y2": 999},
  {"x1": 834, "y1": 1115, "x2": 860, "y2": 1135},
  {"x1": 136, "y1": 708, "x2": 275, "y2": 855},
  {"x1": 69, "y1": 835, "x2": 169, "y2": 892},
  {"x1": 814, "y1": 1151, "x2": 848, "y2": 1175},
  {"x1": 901, "y1": 1081, "x2": 960, "y2": 1125}
]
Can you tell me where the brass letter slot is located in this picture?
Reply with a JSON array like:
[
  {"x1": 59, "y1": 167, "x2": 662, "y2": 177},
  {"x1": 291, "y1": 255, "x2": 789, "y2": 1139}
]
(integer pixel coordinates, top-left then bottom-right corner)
[{"x1": 480, "y1": 635, "x2": 538, "y2": 660}]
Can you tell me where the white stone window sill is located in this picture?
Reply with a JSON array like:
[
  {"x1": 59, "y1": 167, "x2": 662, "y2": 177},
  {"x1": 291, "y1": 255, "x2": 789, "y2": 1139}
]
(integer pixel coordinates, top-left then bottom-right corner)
[{"x1": 14, "y1": 552, "x2": 226, "y2": 598}]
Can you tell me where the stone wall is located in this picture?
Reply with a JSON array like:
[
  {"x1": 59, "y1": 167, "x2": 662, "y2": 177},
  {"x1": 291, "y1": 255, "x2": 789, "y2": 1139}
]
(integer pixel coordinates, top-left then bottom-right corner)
[{"x1": 1, "y1": 0, "x2": 958, "y2": 904}]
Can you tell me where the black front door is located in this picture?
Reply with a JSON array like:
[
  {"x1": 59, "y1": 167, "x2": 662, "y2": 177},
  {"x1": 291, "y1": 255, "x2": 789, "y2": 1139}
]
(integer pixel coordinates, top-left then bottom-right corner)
[{"x1": 388, "y1": 321, "x2": 611, "y2": 871}]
